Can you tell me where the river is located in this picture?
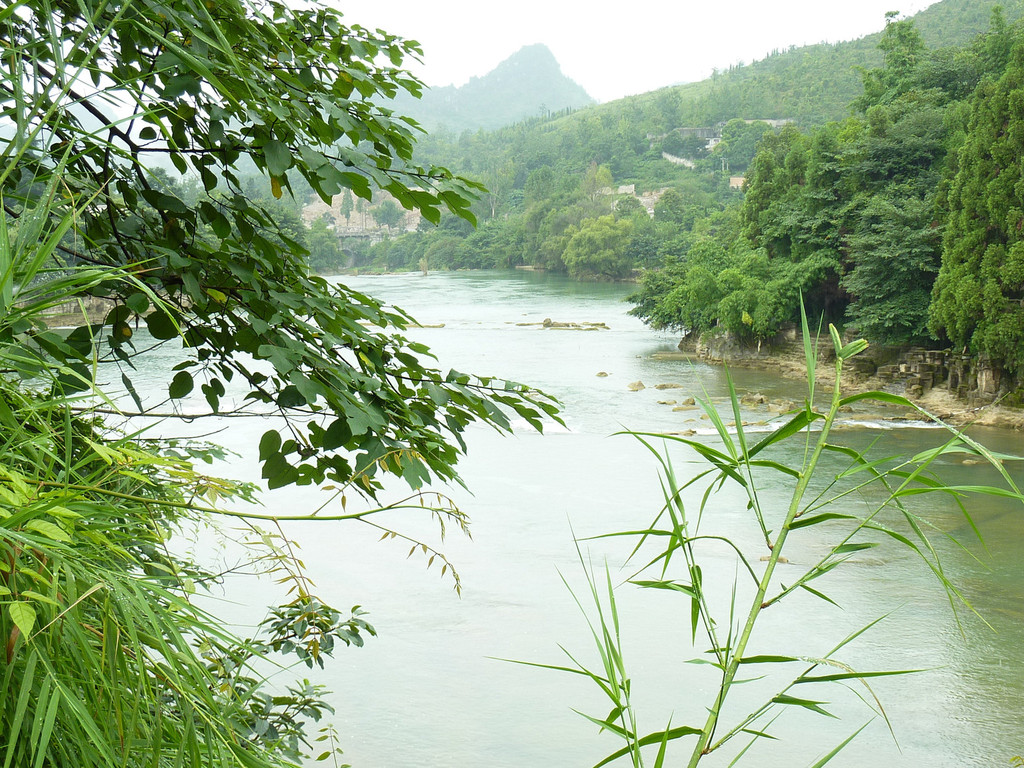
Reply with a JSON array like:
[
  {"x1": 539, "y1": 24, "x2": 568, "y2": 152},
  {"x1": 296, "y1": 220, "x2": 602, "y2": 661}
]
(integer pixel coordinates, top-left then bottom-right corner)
[{"x1": 132, "y1": 270, "x2": 1023, "y2": 768}]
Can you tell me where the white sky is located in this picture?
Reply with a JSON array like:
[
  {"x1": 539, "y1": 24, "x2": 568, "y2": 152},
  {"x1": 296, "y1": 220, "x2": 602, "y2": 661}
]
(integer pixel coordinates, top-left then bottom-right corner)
[{"x1": 333, "y1": 1, "x2": 937, "y2": 103}]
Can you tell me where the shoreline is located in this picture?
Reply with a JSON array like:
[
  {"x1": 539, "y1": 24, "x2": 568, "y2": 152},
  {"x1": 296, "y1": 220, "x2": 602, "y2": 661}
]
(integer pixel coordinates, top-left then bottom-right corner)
[
  {"x1": 40, "y1": 292, "x2": 1024, "y2": 432},
  {"x1": 663, "y1": 337, "x2": 1024, "y2": 432}
]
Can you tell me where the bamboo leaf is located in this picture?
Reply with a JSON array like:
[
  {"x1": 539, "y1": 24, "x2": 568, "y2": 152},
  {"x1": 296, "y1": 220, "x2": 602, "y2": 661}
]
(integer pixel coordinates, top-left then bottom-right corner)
[
  {"x1": 592, "y1": 726, "x2": 702, "y2": 768},
  {"x1": 629, "y1": 579, "x2": 697, "y2": 598},
  {"x1": 807, "y1": 721, "x2": 872, "y2": 767},
  {"x1": 834, "y1": 543, "x2": 877, "y2": 554},
  {"x1": 747, "y1": 410, "x2": 820, "y2": 458},
  {"x1": 771, "y1": 694, "x2": 837, "y2": 718},
  {"x1": 799, "y1": 584, "x2": 841, "y2": 607},
  {"x1": 837, "y1": 338, "x2": 869, "y2": 360},
  {"x1": 24, "y1": 519, "x2": 71, "y2": 543},
  {"x1": 789, "y1": 512, "x2": 858, "y2": 530},
  {"x1": 652, "y1": 718, "x2": 672, "y2": 768},
  {"x1": 797, "y1": 669, "x2": 923, "y2": 684},
  {"x1": 739, "y1": 727, "x2": 780, "y2": 740}
]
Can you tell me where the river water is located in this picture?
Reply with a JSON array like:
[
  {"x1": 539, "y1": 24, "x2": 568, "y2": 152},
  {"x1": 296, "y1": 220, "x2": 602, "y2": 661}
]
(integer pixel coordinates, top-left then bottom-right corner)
[{"x1": 132, "y1": 270, "x2": 1023, "y2": 768}]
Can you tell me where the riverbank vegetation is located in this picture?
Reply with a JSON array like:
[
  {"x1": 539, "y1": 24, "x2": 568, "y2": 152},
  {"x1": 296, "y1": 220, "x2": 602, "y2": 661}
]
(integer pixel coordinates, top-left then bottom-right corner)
[
  {"x1": 1, "y1": 1, "x2": 557, "y2": 765},
  {"x1": 628, "y1": 9, "x2": 1024, "y2": 385}
]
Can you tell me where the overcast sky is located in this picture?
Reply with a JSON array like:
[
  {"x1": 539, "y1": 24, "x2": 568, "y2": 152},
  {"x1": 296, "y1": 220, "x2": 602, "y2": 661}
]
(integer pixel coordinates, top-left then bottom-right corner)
[{"x1": 333, "y1": 1, "x2": 937, "y2": 103}]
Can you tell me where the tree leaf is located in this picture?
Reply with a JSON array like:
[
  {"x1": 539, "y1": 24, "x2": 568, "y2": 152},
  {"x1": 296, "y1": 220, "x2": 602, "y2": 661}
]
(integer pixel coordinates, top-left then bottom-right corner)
[
  {"x1": 145, "y1": 310, "x2": 179, "y2": 340},
  {"x1": 168, "y1": 371, "x2": 194, "y2": 399},
  {"x1": 125, "y1": 292, "x2": 150, "y2": 314},
  {"x1": 259, "y1": 430, "x2": 282, "y2": 461},
  {"x1": 264, "y1": 140, "x2": 291, "y2": 176},
  {"x1": 9, "y1": 602, "x2": 36, "y2": 638}
]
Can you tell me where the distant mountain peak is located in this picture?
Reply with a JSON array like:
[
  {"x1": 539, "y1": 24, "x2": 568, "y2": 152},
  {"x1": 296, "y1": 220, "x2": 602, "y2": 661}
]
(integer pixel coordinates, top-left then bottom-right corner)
[
  {"x1": 488, "y1": 43, "x2": 562, "y2": 75},
  {"x1": 392, "y1": 43, "x2": 594, "y2": 133}
]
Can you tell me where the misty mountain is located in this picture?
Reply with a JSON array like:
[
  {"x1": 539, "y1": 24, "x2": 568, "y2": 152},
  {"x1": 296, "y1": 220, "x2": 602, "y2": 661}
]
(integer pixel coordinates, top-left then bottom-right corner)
[{"x1": 390, "y1": 44, "x2": 594, "y2": 134}]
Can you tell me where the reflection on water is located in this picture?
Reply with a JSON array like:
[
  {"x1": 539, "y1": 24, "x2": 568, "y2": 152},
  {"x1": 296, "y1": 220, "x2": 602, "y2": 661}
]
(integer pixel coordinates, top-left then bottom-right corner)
[{"x1": 133, "y1": 271, "x2": 1023, "y2": 768}]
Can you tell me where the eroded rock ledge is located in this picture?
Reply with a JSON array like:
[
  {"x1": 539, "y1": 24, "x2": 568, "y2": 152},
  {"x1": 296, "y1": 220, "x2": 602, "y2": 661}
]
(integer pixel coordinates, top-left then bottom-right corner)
[{"x1": 663, "y1": 328, "x2": 1024, "y2": 431}]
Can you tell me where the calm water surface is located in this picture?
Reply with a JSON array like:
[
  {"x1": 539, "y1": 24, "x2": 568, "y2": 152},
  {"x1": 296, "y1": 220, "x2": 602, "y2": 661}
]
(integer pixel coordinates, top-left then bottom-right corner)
[{"x1": 137, "y1": 271, "x2": 1023, "y2": 768}]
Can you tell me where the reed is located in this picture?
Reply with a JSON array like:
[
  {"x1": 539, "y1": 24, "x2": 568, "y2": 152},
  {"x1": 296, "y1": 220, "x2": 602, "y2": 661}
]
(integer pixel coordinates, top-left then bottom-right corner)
[{"x1": 532, "y1": 306, "x2": 1023, "y2": 767}]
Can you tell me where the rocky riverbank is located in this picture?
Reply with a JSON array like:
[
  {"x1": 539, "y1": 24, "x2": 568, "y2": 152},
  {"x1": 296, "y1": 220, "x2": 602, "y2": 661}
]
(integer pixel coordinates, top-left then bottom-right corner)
[{"x1": 664, "y1": 330, "x2": 1024, "y2": 432}]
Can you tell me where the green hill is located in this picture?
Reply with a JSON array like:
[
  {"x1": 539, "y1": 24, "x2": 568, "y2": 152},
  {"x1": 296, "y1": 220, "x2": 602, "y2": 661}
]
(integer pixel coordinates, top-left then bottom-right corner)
[
  {"x1": 588, "y1": 0, "x2": 1024, "y2": 130},
  {"x1": 404, "y1": 0, "x2": 1024, "y2": 194}
]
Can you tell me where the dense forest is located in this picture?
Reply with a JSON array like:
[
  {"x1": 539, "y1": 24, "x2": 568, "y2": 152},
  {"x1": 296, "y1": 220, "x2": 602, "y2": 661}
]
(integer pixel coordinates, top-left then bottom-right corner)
[{"x1": 623, "y1": 7, "x2": 1024, "y2": 380}]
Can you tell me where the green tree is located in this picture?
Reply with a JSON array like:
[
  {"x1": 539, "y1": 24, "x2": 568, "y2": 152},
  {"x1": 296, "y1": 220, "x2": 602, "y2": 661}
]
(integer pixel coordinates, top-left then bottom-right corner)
[
  {"x1": 340, "y1": 189, "x2": 354, "y2": 224},
  {"x1": 628, "y1": 238, "x2": 733, "y2": 335},
  {"x1": 306, "y1": 215, "x2": 346, "y2": 274},
  {"x1": 660, "y1": 131, "x2": 688, "y2": 157},
  {"x1": 561, "y1": 215, "x2": 635, "y2": 279},
  {"x1": 856, "y1": 12, "x2": 928, "y2": 109},
  {"x1": 2, "y1": 0, "x2": 557, "y2": 496},
  {"x1": 581, "y1": 161, "x2": 614, "y2": 201},
  {"x1": 653, "y1": 188, "x2": 689, "y2": 225},
  {"x1": 931, "y1": 40, "x2": 1024, "y2": 375},
  {"x1": 525, "y1": 166, "x2": 556, "y2": 205},
  {"x1": 614, "y1": 195, "x2": 646, "y2": 219},
  {"x1": 0, "y1": 1, "x2": 558, "y2": 765},
  {"x1": 372, "y1": 198, "x2": 405, "y2": 231},
  {"x1": 843, "y1": 192, "x2": 940, "y2": 344},
  {"x1": 713, "y1": 119, "x2": 773, "y2": 173}
]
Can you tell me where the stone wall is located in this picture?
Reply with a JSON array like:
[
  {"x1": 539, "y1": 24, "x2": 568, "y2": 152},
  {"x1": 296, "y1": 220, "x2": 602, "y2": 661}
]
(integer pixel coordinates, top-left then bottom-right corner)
[{"x1": 40, "y1": 296, "x2": 115, "y2": 326}]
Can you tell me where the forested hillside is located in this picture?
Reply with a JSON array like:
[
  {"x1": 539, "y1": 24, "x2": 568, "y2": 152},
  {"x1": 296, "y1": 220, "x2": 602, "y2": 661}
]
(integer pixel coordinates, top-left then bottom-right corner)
[
  {"x1": 627, "y1": 7, "x2": 1024, "y2": 389},
  {"x1": 649, "y1": 0, "x2": 1024, "y2": 127},
  {"x1": 280, "y1": 0, "x2": 1024, "y2": 391}
]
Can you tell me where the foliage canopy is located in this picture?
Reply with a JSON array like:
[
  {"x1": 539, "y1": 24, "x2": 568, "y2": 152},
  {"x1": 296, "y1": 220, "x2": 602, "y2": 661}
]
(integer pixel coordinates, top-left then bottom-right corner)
[{"x1": 2, "y1": 0, "x2": 557, "y2": 496}]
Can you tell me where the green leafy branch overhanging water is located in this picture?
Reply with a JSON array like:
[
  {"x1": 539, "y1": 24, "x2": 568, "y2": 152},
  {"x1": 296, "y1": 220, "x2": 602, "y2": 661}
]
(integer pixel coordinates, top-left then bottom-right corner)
[
  {"x1": 0, "y1": 1, "x2": 564, "y2": 766},
  {"x1": 539, "y1": 304, "x2": 1023, "y2": 768}
]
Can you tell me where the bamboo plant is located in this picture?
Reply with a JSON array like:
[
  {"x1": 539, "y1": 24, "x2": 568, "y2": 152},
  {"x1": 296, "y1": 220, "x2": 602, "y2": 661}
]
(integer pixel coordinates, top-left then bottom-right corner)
[{"x1": 536, "y1": 308, "x2": 1023, "y2": 768}]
